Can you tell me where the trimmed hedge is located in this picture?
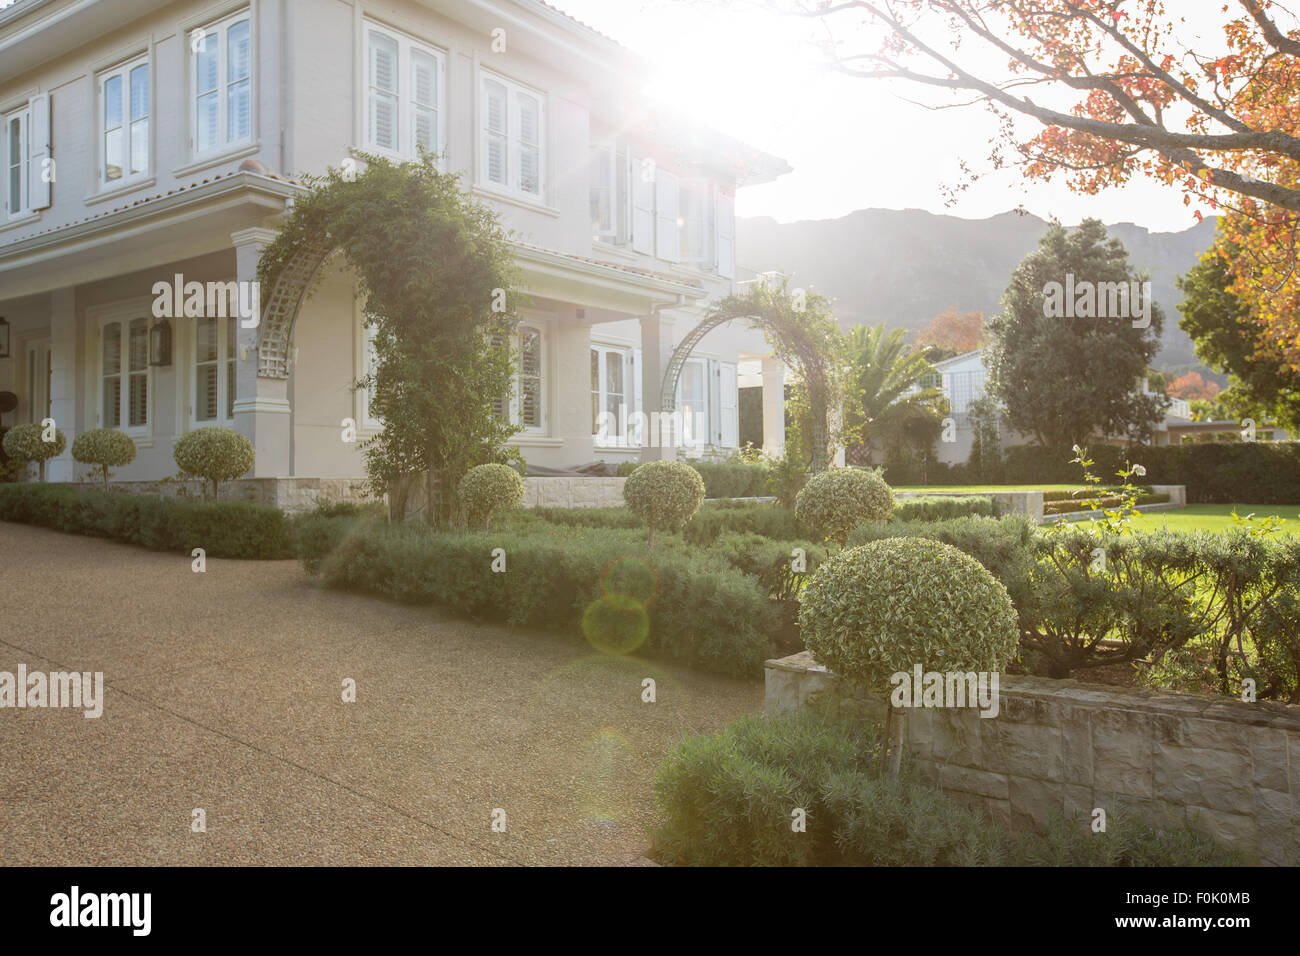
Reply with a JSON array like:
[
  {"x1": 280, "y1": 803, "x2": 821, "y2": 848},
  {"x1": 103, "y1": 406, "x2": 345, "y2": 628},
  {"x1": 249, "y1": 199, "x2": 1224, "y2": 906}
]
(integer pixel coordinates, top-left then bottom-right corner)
[
  {"x1": 295, "y1": 515, "x2": 777, "y2": 676},
  {"x1": 653, "y1": 709, "x2": 1241, "y2": 866},
  {"x1": 687, "y1": 460, "x2": 771, "y2": 499},
  {"x1": 0, "y1": 483, "x2": 294, "y2": 558},
  {"x1": 975, "y1": 442, "x2": 1300, "y2": 504},
  {"x1": 892, "y1": 495, "x2": 994, "y2": 521}
]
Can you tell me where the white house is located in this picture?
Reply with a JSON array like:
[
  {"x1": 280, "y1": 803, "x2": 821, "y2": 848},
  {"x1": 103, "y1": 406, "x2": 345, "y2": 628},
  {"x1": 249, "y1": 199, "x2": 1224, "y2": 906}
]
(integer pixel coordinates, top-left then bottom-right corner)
[{"x1": 0, "y1": 0, "x2": 793, "y2": 490}]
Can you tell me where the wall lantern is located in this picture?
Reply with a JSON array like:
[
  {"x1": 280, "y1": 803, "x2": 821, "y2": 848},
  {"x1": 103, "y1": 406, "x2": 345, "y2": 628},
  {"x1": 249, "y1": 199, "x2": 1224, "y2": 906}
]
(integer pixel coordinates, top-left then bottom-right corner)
[
  {"x1": 149, "y1": 319, "x2": 172, "y2": 367},
  {"x1": 0, "y1": 316, "x2": 9, "y2": 359}
]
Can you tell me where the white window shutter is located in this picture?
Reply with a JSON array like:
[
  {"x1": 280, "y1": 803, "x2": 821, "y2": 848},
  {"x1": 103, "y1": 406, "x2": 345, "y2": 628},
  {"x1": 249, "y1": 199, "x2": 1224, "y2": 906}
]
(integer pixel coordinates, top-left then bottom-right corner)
[
  {"x1": 716, "y1": 191, "x2": 735, "y2": 279},
  {"x1": 655, "y1": 169, "x2": 679, "y2": 262},
  {"x1": 630, "y1": 155, "x2": 654, "y2": 255},
  {"x1": 28, "y1": 93, "x2": 51, "y2": 210},
  {"x1": 721, "y1": 362, "x2": 739, "y2": 448}
]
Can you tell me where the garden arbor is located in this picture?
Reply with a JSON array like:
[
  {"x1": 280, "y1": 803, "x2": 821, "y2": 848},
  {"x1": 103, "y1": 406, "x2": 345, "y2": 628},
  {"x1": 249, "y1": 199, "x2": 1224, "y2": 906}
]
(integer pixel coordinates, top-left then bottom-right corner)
[
  {"x1": 251, "y1": 154, "x2": 519, "y2": 526},
  {"x1": 658, "y1": 281, "x2": 841, "y2": 472}
]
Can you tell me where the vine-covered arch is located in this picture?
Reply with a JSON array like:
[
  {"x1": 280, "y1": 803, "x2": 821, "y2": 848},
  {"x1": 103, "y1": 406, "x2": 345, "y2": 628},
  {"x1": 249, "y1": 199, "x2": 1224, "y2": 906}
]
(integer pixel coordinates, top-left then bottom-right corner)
[{"x1": 660, "y1": 282, "x2": 840, "y2": 472}]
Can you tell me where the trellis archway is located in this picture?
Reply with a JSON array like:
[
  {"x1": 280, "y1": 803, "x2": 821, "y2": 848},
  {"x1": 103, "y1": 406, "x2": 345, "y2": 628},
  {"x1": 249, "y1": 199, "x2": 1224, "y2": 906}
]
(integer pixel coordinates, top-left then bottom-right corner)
[
  {"x1": 255, "y1": 237, "x2": 334, "y2": 378},
  {"x1": 658, "y1": 283, "x2": 840, "y2": 472}
]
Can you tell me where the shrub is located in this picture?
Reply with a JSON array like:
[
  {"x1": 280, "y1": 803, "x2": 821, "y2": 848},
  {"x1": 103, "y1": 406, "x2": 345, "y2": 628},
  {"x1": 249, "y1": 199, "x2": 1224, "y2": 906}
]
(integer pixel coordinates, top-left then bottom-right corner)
[
  {"x1": 295, "y1": 516, "x2": 776, "y2": 675},
  {"x1": 688, "y1": 460, "x2": 771, "y2": 498},
  {"x1": 457, "y1": 463, "x2": 524, "y2": 531},
  {"x1": 892, "y1": 495, "x2": 994, "y2": 522},
  {"x1": 2, "y1": 422, "x2": 67, "y2": 481},
  {"x1": 652, "y1": 710, "x2": 878, "y2": 865},
  {"x1": 795, "y1": 467, "x2": 893, "y2": 546},
  {"x1": 71, "y1": 428, "x2": 137, "y2": 490},
  {"x1": 623, "y1": 459, "x2": 706, "y2": 546},
  {"x1": 800, "y1": 537, "x2": 1020, "y2": 692},
  {"x1": 0, "y1": 484, "x2": 293, "y2": 558},
  {"x1": 652, "y1": 709, "x2": 1236, "y2": 866},
  {"x1": 173, "y1": 427, "x2": 255, "y2": 497}
]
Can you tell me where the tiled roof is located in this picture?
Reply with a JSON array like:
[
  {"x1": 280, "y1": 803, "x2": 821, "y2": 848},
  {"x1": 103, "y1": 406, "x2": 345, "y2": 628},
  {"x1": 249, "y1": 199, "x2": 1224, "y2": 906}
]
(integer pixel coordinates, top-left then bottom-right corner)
[{"x1": 4, "y1": 166, "x2": 301, "y2": 246}]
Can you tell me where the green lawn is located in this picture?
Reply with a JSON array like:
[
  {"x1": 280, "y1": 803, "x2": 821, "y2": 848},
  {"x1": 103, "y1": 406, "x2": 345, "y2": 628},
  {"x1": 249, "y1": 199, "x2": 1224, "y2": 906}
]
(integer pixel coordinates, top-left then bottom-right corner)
[{"x1": 1126, "y1": 504, "x2": 1300, "y2": 534}]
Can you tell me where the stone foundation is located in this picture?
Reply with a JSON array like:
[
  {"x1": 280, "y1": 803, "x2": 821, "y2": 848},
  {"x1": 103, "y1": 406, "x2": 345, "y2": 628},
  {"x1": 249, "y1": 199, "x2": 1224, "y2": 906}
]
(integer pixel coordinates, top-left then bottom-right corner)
[{"x1": 766, "y1": 650, "x2": 1300, "y2": 865}]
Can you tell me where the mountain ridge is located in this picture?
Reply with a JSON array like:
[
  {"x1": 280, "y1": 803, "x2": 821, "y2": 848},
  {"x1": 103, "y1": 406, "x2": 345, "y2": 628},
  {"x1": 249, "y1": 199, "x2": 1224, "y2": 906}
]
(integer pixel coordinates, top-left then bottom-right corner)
[{"x1": 735, "y1": 208, "x2": 1219, "y2": 369}]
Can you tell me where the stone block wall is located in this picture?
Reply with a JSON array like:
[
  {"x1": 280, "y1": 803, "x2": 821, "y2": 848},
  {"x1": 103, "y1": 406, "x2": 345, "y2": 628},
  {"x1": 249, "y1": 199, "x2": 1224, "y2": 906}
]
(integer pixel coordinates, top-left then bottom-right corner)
[{"x1": 766, "y1": 651, "x2": 1300, "y2": 865}]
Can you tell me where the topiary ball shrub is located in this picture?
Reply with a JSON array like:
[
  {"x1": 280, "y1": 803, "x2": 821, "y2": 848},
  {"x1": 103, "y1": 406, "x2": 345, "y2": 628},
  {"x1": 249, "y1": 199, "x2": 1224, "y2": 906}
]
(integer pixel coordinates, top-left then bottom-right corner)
[
  {"x1": 623, "y1": 459, "x2": 706, "y2": 546},
  {"x1": 72, "y1": 428, "x2": 137, "y2": 490},
  {"x1": 458, "y1": 462, "x2": 525, "y2": 531},
  {"x1": 2, "y1": 422, "x2": 67, "y2": 481},
  {"x1": 173, "y1": 427, "x2": 255, "y2": 498},
  {"x1": 799, "y1": 536, "x2": 1019, "y2": 774},
  {"x1": 795, "y1": 467, "x2": 893, "y2": 546},
  {"x1": 799, "y1": 536, "x2": 1019, "y2": 690}
]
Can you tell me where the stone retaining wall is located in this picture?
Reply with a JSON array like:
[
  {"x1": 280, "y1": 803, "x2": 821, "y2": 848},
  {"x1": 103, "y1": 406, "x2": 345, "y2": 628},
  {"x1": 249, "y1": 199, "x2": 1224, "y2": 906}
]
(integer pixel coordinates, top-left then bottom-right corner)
[
  {"x1": 766, "y1": 651, "x2": 1300, "y2": 865},
  {"x1": 521, "y1": 476, "x2": 626, "y2": 509}
]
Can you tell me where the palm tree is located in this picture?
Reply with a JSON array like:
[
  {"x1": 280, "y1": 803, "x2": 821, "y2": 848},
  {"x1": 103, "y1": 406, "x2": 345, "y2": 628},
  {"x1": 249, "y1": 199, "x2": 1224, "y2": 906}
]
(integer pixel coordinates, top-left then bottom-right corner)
[{"x1": 841, "y1": 323, "x2": 947, "y2": 466}]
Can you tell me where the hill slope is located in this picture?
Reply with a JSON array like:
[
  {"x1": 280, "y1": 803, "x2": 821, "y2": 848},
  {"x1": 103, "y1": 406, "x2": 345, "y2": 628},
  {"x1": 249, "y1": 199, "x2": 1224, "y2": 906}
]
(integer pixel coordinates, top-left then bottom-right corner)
[{"x1": 735, "y1": 209, "x2": 1218, "y2": 368}]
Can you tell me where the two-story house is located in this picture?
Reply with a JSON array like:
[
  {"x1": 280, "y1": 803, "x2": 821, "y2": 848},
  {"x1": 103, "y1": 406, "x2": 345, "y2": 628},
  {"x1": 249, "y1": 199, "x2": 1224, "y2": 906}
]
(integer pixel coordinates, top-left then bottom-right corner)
[{"x1": 0, "y1": 0, "x2": 792, "y2": 489}]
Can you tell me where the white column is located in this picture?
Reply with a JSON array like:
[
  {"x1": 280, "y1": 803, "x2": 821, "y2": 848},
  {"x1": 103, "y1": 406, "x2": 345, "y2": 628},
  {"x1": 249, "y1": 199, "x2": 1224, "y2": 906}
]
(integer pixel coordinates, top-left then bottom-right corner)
[
  {"x1": 761, "y1": 355, "x2": 785, "y2": 458},
  {"x1": 230, "y1": 227, "x2": 291, "y2": 477},
  {"x1": 639, "y1": 311, "x2": 677, "y2": 462},
  {"x1": 46, "y1": 288, "x2": 77, "y2": 482},
  {"x1": 554, "y1": 309, "x2": 594, "y2": 465}
]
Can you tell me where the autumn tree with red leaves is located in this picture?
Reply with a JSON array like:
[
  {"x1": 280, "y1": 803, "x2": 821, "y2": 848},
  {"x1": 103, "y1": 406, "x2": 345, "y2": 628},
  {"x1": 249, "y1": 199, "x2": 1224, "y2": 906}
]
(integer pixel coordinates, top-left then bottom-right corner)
[{"x1": 788, "y1": 0, "x2": 1300, "y2": 368}]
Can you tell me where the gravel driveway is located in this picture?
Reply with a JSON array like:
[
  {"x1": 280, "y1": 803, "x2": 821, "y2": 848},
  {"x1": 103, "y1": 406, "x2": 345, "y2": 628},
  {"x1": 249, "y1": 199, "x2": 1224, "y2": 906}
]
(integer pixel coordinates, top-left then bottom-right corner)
[{"x1": 0, "y1": 522, "x2": 762, "y2": 866}]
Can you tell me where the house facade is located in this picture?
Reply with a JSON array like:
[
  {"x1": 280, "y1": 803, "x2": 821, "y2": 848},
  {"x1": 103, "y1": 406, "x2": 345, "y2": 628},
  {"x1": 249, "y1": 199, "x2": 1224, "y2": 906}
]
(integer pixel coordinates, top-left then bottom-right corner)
[{"x1": 0, "y1": 0, "x2": 792, "y2": 487}]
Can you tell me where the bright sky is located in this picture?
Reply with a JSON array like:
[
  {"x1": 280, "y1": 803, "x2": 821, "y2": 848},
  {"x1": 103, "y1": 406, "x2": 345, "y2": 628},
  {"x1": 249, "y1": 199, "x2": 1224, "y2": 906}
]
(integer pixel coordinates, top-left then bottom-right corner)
[{"x1": 552, "y1": 0, "x2": 1232, "y2": 231}]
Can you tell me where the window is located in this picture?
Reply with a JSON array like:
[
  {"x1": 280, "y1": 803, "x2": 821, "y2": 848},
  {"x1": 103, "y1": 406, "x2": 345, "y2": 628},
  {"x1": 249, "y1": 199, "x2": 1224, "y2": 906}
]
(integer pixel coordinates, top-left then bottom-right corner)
[
  {"x1": 101, "y1": 316, "x2": 152, "y2": 433},
  {"x1": 590, "y1": 144, "x2": 617, "y2": 240},
  {"x1": 679, "y1": 179, "x2": 713, "y2": 266},
  {"x1": 100, "y1": 56, "x2": 149, "y2": 184},
  {"x1": 481, "y1": 71, "x2": 544, "y2": 198},
  {"x1": 194, "y1": 315, "x2": 237, "y2": 424},
  {"x1": 591, "y1": 344, "x2": 631, "y2": 442},
  {"x1": 365, "y1": 22, "x2": 444, "y2": 159},
  {"x1": 677, "y1": 358, "x2": 709, "y2": 448},
  {"x1": 5, "y1": 107, "x2": 26, "y2": 218},
  {"x1": 493, "y1": 325, "x2": 546, "y2": 430},
  {"x1": 192, "y1": 11, "x2": 252, "y2": 156}
]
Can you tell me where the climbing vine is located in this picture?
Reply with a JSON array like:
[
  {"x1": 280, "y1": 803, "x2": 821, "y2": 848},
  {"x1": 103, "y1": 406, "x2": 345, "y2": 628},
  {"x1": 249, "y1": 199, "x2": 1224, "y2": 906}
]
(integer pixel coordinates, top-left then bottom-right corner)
[
  {"x1": 257, "y1": 153, "x2": 522, "y2": 525},
  {"x1": 666, "y1": 280, "x2": 843, "y2": 472}
]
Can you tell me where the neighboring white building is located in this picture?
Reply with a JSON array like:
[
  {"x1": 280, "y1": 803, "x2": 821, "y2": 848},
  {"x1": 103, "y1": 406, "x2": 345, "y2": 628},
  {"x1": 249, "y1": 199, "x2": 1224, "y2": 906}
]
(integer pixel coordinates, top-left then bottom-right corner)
[
  {"x1": 0, "y1": 0, "x2": 793, "y2": 486},
  {"x1": 919, "y1": 348, "x2": 1282, "y2": 464}
]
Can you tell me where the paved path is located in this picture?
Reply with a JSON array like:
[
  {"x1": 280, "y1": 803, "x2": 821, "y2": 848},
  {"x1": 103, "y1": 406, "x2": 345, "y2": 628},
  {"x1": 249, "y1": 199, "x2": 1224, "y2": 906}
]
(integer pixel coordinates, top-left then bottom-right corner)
[{"x1": 0, "y1": 522, "x2": 762, "y2": 865}]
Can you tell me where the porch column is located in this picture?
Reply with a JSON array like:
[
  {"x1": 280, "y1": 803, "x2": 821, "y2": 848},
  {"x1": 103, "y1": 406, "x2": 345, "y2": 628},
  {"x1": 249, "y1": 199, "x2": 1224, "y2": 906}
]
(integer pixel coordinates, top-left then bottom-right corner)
[
  {"x1": 46, "y1": 287, "x2": 77, "y2": 482},
  {"x1": 554, "y1": 310, "x2": 594, "y2": 464},
  {"x1": 230, "y1": 227, "x2": 290, "y2": 477},
  {"x1": 761, "y1": 355, "x2": 785, "y2": 458},
  {"x1": 639, "y1": 311, "x2": 677, "y2": 462}
]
